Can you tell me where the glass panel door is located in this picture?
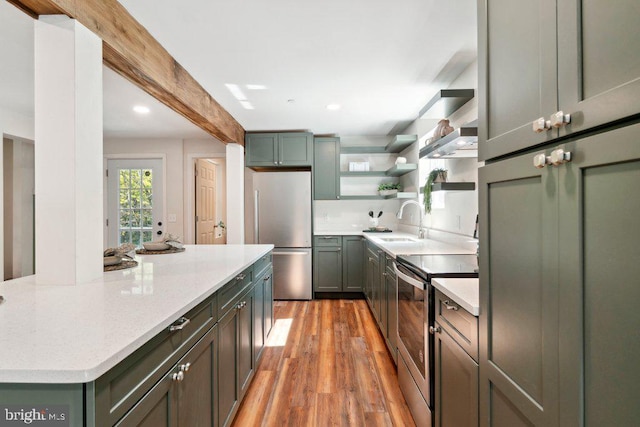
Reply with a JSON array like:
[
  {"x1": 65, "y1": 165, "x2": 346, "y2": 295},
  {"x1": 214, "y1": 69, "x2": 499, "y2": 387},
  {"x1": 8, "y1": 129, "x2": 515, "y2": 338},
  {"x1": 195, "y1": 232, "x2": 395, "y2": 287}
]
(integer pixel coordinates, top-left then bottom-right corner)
[{"x1": 107, "y1": 159, "x2": 163, "y2": 248}]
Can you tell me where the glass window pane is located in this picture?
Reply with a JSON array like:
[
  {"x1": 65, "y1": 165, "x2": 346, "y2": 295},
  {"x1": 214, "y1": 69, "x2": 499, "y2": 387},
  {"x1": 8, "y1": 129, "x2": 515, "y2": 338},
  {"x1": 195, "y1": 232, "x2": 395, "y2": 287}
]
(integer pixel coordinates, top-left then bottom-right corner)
[
  {"x1": 119, "y1": 170, "x2": 130, "y2": 189},
  {"x1": 130, "y1": 169, "x2": 142, "y2": 188},
  {"x1": 142, "y1": 188, "x2": 152, "y2": 208},
  {"x1": 142, "y1": 210, "x2": 153, "y2": 227},
  {"x1": 142, "y1": 170, "x2": 152, "y2": 188},
  {"x1": 143, "y1": 231, "x2": 152, "y2": 242},
  {"x1": 120, "y1": 230, "x2": 131, "y2": 245},
  {"x1": 131, "y1": 210, "x2": 141, "y2": 227},
  {"x1": 130, "y1": 189, "x2": 141, "y2": 208},
  {"x1": 131, "y1": 231, "x2": 141, "y2": 246},
  {"x1": 119, "y1": 210, "x2": 131, "y2": 228},
  {"x1": 119, "y1": 190, "x2": 130, "y2": 209}
]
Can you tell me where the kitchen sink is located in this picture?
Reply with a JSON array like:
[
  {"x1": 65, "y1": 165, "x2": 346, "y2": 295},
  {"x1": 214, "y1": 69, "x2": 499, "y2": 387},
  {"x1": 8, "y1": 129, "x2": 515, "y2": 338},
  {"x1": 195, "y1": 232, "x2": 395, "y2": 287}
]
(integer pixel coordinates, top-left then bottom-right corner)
[{"x1": 377, "y1": 237, "x2": 419, "y2": 243}]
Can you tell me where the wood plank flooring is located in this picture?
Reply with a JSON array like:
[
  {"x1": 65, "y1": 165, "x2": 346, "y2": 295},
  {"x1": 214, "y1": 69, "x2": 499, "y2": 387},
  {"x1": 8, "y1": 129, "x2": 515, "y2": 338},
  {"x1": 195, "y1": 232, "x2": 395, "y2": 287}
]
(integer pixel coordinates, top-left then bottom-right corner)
[{"x1": 232, "y1": 299, "x2": 416, "y2": 427}]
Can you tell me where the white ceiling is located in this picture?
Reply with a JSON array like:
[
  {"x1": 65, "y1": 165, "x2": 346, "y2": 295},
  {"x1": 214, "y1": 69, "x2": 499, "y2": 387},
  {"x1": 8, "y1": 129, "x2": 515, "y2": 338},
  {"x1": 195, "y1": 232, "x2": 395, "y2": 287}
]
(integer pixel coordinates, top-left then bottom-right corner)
[{"x1": 0, "y1": 0, "x2": 477, "y2": 139}]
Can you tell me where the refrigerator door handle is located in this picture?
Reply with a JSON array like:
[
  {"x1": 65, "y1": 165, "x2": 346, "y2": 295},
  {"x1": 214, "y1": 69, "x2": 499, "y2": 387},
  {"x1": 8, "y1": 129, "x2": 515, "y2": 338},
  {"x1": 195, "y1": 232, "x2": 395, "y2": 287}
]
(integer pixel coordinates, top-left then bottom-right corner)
[
  {"x1": 272, "y1": 251, "x2": 310, "y2": 256},
  {"x1": 254, "y1": 190, "x2": 259, "y2": 243}
]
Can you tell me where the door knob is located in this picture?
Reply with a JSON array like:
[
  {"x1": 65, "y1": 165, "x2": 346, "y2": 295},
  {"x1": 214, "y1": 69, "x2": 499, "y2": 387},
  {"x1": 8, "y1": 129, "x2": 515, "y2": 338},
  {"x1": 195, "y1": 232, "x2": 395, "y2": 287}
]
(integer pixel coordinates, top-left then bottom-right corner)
[
  {"x1": 549, "y1": 148, "x2": 572, "y2": 166},
  {"x1": 532, "y1": 117, "x2": 551, "y2": 133},
  {"x1": 172, "y1": 371, "x2": 184, "y2": 382},
  {"x1": 429, "y1": 326, "x2": 441, "y2": 334},
  {"x1": 550, "y1": 111, "x2": 571, "y2": 128}
]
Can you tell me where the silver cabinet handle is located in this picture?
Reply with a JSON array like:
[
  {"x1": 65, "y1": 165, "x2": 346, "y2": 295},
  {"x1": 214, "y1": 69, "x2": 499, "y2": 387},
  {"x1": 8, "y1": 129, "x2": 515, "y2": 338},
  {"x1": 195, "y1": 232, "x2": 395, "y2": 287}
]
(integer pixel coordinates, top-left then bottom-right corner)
[
  {"x1": 533, "y1": 153, "x2": 549, "y2": 169},
  {"x1": 429, "y1": 326, "x2": 441, "y2": 334},
  {"x1": 320, "y1": 236, "x2": 335, "y2": 239},
  {"x1": 172, "y1": 371, "x2": 185, "y2": 382},
  {"x1": 169, "y1": 317, "x2": 190, "y2": 332},
  {"x1": 532, "y1": 117, "x2": 551, "y2": 133},
  {"x1": 443, "y1": 300, "x2": 459, "y2": 311},
  {"x1": 550, "y1": 111, "x2": 571, "y2": 128},
  {"x1": 179, "y1": 362, "x2": 191, "y2": 372},
  {"x1": 236, "y1": 273, "x2": 246, "y2": 281},
  {"x1": 263, "y1": 275, "x2": 271, "y2": 281},
  {"x1": 549, "y1": 148, "x2": 572, "y2": 166}
]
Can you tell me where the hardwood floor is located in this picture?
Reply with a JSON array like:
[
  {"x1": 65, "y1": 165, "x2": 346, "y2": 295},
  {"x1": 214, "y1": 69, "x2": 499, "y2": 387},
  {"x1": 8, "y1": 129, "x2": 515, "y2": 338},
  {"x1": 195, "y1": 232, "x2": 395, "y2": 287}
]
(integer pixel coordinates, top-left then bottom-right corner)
[{"x1": 232, "y1": 299, "x2": 416, "y2": 427}]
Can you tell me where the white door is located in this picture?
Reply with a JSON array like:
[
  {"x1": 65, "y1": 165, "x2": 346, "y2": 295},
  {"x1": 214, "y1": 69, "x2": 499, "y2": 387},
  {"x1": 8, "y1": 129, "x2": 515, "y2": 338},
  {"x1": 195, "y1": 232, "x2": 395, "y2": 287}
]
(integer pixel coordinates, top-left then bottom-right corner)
[
  {"x1": 195, "y1": 158, "x2": 217, "y2": 244},
  {"x1": 107, "y1": 159, "x2": 164, "y2": 248}
]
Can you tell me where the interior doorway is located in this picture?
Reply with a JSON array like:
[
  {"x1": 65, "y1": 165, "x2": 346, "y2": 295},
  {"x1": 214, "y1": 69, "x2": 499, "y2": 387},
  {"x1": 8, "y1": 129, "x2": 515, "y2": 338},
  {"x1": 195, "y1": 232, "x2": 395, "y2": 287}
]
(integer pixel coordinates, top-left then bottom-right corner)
[
  {"x1": 106, "y1": 158, "x2": 164, "y2": 248},
  {"x1": 195, "y1": 158, "x2": 226, "y2": 244}
]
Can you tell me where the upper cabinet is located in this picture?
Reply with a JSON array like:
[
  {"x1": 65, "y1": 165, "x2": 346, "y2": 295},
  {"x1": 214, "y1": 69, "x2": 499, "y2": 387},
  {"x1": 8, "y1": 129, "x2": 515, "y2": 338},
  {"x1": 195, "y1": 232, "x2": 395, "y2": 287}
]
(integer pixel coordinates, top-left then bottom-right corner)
[
  {"x1": 479, "y1": 0, "x2": 640, "y2": 161},
  {"x1": 245, "y1": 132, "x2": 313, "y2": 168},
  {"x1": 314, "y1": 137, "x2": 340, "y2": 200}
]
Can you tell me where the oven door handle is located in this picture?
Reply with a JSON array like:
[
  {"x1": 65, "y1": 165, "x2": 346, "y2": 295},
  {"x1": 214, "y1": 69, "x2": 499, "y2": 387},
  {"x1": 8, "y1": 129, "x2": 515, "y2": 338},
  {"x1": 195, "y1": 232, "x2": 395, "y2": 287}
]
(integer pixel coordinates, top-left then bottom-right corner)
[{"x1": 394, "y1": 263, "x2": 425, "y2": 290}]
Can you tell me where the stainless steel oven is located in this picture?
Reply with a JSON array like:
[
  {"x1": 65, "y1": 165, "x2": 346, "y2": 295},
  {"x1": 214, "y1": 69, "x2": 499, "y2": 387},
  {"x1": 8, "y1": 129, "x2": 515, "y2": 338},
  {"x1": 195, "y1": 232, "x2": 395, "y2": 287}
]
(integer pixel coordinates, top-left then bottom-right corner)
[
  {"x1": 395, "y1": 254, "x2": 479, "y2": 427},
  {"x1": 395, "y1": 261, "x2": 432, "y2": 426}
]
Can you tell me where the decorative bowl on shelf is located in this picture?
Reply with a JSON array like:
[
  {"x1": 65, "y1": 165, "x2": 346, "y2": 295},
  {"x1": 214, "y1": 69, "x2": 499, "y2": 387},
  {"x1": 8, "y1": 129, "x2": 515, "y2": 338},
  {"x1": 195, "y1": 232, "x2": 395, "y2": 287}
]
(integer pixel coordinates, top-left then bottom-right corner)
[
  {"x1": 143, "y1": 242, "x2": 171, "y2": 251},
  {"x1": 375, "y1": 226, "x2": 388, "y2": 231},
  {"x1": 103, "y1": 255, "x2": 123, "y2": 266}
]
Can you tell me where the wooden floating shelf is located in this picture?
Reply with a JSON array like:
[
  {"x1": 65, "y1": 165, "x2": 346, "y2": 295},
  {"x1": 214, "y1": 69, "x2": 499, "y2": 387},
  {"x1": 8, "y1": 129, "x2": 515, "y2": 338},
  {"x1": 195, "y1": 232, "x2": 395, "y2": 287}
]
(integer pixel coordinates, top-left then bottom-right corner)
[{"x1": 418, "y1": 89, "x2": 474, "y2": 119}]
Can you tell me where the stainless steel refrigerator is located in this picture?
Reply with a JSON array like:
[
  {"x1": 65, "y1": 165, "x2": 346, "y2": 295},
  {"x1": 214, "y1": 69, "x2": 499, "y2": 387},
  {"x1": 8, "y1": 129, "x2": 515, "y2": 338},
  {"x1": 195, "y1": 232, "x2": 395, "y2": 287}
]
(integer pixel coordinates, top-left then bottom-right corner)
[{"x1": 252, "y1": 171, "x2": 312, "y2": 300}]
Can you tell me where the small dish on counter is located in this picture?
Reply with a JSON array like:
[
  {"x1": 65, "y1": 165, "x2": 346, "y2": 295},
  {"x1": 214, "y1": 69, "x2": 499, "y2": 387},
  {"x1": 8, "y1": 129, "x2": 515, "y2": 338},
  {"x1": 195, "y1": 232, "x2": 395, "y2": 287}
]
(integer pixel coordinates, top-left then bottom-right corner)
[{"x1": 143, "y1": 242, "x2": 171, "y2": 251}]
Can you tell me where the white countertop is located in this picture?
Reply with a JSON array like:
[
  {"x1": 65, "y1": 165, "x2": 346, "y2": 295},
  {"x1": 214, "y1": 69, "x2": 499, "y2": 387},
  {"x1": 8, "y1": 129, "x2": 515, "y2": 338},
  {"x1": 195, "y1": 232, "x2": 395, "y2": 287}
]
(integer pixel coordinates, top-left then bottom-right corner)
[
  {"x1": 0, "y1": 244, "x2": 273, "y2": 384},
  {"x1": 431, "y1": 278, "x2": 479, "y2": 316},
  {"x1": 315, "y1": 230, "x2": 476, "y2": 256}
]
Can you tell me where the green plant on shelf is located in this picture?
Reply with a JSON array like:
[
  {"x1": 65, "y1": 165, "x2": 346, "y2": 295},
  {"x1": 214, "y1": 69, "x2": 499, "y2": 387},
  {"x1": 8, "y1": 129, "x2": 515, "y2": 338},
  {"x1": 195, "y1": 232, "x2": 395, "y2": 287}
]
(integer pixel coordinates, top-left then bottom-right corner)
[
  {"x1": 423, "y1": 168, "x2": 447, "y2": 214},
  {"x1": 377, "y1": 183, "x2": 402, "y2": 191}
]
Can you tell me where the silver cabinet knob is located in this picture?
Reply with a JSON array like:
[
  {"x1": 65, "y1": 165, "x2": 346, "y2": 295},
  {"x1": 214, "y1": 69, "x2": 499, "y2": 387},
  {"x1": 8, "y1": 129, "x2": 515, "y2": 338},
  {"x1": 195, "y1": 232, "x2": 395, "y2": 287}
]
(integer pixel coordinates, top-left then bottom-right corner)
[
  {"x1": 533, "y1": 153, "x2": 549, "y2": 169},
  {"x1": 429, "y1": 326, "x2": 441, "y2": 334},
  {"x1": 532, "y1": 117, "x2": 551, "y2": 133},
  {"x1": 172, "y1": 371, "x2": 185, "y2": 382},
  {"x1": 550, "y1": 148, "x2": 572, "y2": 166},
  {"x1": 179, "y1": 362, "x2": 191, "y2": 372},
  {"x1": 550, "y1": 111, "x2": 571, "y2": 128}
]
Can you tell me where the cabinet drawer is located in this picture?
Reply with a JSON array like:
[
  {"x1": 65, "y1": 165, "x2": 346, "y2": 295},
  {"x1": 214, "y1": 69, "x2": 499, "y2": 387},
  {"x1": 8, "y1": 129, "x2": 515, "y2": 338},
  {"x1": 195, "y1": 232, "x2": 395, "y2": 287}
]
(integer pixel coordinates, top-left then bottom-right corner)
[
  {"x1": 218, "y1": 266, "x2": 254, "y2": 318},
  {"x1": 314, "y1": 235, "x2": 342, "y2": 246},
  {"x1": 435, "y1": 290, "x2": 478, "y2": 362},
  {"x1": 253, "y1": 252, "x2": 272, "y2": 278},
  {"x1": 94, "y1": 294, "x2": 216, "y2": 425}
]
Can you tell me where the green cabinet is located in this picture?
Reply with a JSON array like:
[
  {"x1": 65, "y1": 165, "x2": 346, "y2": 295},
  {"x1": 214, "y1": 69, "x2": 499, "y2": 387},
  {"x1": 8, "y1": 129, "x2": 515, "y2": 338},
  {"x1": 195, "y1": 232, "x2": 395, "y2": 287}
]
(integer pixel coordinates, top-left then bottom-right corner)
[
  {"x1": 384, "y1": 254, "x2": 398, "y2": 364},
  {"x1": 116, "y1": 324, "x2": 217, "y2": 427},
  {"x1": 313, "y1": 235, "x2": 364, "y2": 294},
  {"x1": 246, "y1": 132, "x2": 313, "y2": 168},
  {"x1": 478, "y1": 0, "x2": 640, "y2": 161},
  {"x1": 479, "y1": 123, "x2": 640, "y2": 426},
  {"x1": 365, "y1": 242, "x2": 381, "y2": 323},
  {"x1": 313, "y1": 137, "x2": 340, "y2": 200},
  {"x1": 253, "y1": 266, "x2": 273, "y2": 364}
]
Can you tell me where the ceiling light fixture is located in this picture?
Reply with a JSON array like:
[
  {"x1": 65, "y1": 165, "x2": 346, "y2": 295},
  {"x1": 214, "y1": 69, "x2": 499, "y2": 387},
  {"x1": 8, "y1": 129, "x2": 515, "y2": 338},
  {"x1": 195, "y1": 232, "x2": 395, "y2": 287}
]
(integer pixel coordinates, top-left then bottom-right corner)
[
  {"x1": 326, "y1": 104, "x2": 341, "y2": 110},
  {"x1": 225, "y1": 83, "x2": 247, "y2": 101},
  {"x1": 133, "y1": 105, "x2": 150, "y2": 114},
  {"x1": 246, "y1": 84, "x2": 267, "y2": 90}
]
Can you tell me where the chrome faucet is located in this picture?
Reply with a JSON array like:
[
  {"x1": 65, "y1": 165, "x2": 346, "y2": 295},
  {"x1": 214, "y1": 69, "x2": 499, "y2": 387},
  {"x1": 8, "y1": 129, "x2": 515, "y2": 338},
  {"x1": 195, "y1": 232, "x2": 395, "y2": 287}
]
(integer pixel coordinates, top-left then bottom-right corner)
[{"x1": 396, "y1": 200, "x2": 425, "y2": 238}]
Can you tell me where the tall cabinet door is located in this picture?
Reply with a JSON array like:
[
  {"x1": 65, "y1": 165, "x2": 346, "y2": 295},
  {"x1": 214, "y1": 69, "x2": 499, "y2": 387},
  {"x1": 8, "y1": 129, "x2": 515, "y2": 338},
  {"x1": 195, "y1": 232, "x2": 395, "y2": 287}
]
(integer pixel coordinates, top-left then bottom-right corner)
[
  {"x1": 478, "y1": 0, "x2": 558, "y2": 161},
  {"x1": 558, "y1": 123, "x2": 640, "y2": 426},
  {"x1": 313, "y1": 137, "x2": 340, "y2": 200},
  {"x1": 557, "y1": 0, "x2": 640, "y2": 137},
  {"x1": 479, "y1": 152, "x2": 559, "y2": 426},
  {"x1": 342, "y1": 236, "x2": 364, "y2": 292}
]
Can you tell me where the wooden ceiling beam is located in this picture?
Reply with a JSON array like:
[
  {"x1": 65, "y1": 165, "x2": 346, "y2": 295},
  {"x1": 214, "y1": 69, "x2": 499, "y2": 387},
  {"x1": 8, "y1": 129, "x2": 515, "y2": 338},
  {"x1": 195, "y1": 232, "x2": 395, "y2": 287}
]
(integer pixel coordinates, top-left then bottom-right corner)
[{"x1": 7, "y1": 0, "x2": 245, "y2": 145}]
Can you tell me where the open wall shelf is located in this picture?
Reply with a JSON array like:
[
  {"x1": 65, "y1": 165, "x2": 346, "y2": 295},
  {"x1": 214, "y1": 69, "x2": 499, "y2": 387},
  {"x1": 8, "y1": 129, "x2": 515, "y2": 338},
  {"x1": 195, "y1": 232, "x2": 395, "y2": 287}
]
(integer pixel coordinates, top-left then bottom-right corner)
[
  {"x1": 341, "y1": 163, "x2": 417, "y2": 178},
  {"x1": 418, "y1": 89, "x2": 474, "y2": 119},
  {"x1": 420, "y1": 182, "x2": 476, "y2": 192},
  {"x1": 339, "y1": 192, "x2": 418, "y2": 200}
]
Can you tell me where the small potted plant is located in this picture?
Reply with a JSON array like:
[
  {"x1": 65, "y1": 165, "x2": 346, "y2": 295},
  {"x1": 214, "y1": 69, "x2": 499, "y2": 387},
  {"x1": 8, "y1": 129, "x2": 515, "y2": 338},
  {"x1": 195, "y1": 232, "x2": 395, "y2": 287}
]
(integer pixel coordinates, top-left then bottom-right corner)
[
  {"x1": 378, "y1": 182, "x2": 402, "y2": 196},
  {"x1": 423, "y1": 168, "x2": 447, "y2": 213}
]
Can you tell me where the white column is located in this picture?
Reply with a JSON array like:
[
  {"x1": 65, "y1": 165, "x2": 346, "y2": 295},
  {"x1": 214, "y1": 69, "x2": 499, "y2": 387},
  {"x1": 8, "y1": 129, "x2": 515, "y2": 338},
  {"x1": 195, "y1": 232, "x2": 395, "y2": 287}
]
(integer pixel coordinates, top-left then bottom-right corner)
[
  {"x1": 225, "y1": 143, "x2": 245, "y2": 244},
  {"x1": 34, "y1": 16, "x2": 103, "y2": 284}
]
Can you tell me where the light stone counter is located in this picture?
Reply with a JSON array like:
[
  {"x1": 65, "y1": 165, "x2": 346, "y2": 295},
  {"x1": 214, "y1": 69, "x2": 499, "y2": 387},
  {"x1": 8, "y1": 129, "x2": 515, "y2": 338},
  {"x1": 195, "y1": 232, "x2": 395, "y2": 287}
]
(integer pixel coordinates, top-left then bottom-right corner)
[
  {"x1": 0, "y1": 244, "x2": 273, "y2": 384},
  {"x1": 314, "y1": 230, "x2": 475, "y2": 256},
  {"x1": 431, "y1": 278, "x2": 479, "y2": 316}
]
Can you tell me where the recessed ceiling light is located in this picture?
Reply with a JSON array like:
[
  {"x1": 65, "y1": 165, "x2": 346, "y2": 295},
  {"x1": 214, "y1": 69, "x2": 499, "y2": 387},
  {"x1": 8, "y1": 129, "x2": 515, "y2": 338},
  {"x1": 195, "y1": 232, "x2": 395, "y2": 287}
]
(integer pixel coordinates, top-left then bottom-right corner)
[
  {"x1": 225, "y1": 83, "x2": 247, "y2": 101},
  {"x1": 246, "y1": 84, "x2": 267, "y2": 90},
  {"x1": 287, "y1": 99, "x2": 296, "y2": 104},
  {"x1": 326, "y1": 104, "x2": 341, "y2": 111},
  {"x1": 240, "y1": 101, "x2": 255, "y2": 110},
  {"x1": 133, "y1": 105, "x2": 150, "y2": 114}
]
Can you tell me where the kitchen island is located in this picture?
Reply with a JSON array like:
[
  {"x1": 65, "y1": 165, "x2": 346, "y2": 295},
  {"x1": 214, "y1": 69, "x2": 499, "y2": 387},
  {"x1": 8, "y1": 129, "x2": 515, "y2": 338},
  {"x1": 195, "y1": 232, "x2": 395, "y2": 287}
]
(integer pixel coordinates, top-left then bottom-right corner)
[{"x1": 0, "y1": 244, "x2": 273, "y2": 426}]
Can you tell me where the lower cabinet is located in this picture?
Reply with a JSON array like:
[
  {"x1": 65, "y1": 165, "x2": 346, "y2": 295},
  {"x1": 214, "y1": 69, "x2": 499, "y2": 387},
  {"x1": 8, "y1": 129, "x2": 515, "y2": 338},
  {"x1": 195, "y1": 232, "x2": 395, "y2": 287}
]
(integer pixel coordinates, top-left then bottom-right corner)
[
  {"x1": 434, "y1": 289, "x2": 479, "y2": 427},
  {"x1": 116, "y1": 324, "x2": 217, "y2": 427},
  {"x1": 313, "y1": 235, "x2": 364, "y2": 294},
  {"x1": 384, "y1": 254, "x2": 398, "y2": 364}
]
